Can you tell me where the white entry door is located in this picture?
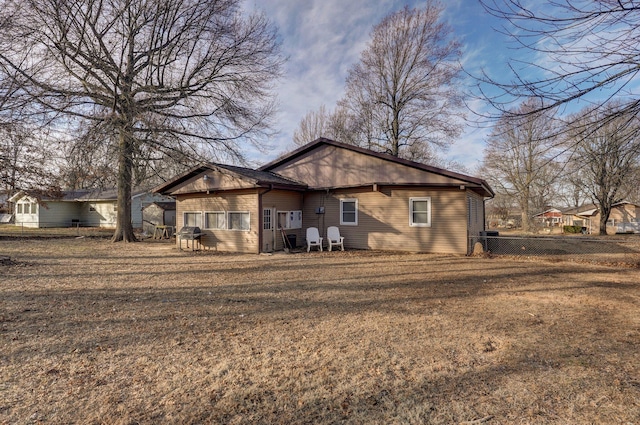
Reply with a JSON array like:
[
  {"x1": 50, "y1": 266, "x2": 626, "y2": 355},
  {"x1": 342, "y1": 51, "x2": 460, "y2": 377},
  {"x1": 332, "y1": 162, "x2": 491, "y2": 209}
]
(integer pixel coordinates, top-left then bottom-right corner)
[{"x1": 262, "y1": 208, "x2": 276, "y2": 252}]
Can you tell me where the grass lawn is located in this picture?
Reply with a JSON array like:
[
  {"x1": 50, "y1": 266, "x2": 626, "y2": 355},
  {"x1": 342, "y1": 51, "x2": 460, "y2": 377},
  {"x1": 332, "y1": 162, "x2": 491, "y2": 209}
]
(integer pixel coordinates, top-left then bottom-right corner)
[{"x1": 1, "y1": 237, "x2": 639, "y2": 424}]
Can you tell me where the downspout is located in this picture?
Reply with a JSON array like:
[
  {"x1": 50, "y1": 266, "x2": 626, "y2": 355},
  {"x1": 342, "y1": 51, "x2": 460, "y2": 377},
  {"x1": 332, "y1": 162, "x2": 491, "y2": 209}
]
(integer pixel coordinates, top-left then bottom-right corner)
[
  {"x1": 258, "y1": 185, "x2": 274, "y2": 254},
  {"x1": 482, "y1": 197, "x2": 487, "y2": 232}
]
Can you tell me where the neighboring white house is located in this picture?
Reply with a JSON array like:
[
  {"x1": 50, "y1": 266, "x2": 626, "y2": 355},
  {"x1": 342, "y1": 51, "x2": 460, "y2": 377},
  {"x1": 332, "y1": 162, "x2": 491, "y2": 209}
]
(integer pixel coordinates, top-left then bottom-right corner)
[{"x1": 9, "y1": 189, "x2": 173, "y2": 228}]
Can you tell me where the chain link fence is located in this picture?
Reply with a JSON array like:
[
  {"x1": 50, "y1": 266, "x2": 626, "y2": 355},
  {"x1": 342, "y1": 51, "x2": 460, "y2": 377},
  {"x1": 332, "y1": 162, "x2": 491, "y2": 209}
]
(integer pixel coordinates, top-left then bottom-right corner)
[
  {"x1": 469, "y1": 234, "x2": 640, "y2": 266},
  {"x1": 0, "y1": 222, "x2": 115, "y2": 238}
]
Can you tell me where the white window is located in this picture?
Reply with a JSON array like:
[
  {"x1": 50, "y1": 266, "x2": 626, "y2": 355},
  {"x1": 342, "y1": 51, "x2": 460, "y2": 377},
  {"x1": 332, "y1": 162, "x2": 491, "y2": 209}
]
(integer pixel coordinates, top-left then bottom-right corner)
[
  {"x1": 16, "y1": 204, "x2": 23, "y2": 214},
  {"x1": 410, "y1": 197, "x2": 431, "y2": 227},
  {"x1": 289, "y1": 210, "x2": 302, "y2": 229},
  {"x1": 183, "y1": 212, "x2": 202, "y2": 227},
  {"x1": 277, "y1": 211, "x2": 287, "y2": 229},
  {"x1": 31, "y1": 203, "x2": 37, "y2": 214},
  {"x1": 340, "y1": 199, "x2": 358, "y2": 225},
  {"x1": 23, "y1": 203, "x2": 30, "y2": 214},
  {"x1": 205, "y1": 212, "x2": 225, "y2": 229},
  {"x1": 277, "y1": 210, "x2": 302, "y2": 229},
  {"x1": 228, "y1": 212, "x2": 250, "y2": 231}
]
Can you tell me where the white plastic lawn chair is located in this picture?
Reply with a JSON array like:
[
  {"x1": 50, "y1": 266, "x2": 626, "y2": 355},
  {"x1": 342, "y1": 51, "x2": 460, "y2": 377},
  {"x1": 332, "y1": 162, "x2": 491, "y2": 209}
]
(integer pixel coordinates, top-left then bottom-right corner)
[
  {"x1": 326, "y1": 226, "x2": 344, "y2": 251},
  {"x1": 306, "y1": 227, "x2": 323, "y2": 252}
]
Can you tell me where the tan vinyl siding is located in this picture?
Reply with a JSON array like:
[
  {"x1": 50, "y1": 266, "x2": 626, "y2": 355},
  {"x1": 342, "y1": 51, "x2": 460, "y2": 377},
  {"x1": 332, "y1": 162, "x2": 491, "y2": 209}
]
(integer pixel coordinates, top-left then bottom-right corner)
[
  {"x1": 609, "y1": 203, "x2": 639, "y2": 223},
  {"x1": 172, "y1": 170, "x2": 257, "y2": 195},
  {"x1": 564, "y1": 203, "x2": 639, "y2": 234},
  {"x1": 261, "y1": 190, "x2": 304, "y2": 252},
  {"x1": 176, "y1": 190, "x2": 259, "y2": 253},
  {"x1": 602, "y1": 203, "x2": 639, "y2": 233},
  {"x1": 302, "y1": 187, "x2": 469, "y2": 254}
]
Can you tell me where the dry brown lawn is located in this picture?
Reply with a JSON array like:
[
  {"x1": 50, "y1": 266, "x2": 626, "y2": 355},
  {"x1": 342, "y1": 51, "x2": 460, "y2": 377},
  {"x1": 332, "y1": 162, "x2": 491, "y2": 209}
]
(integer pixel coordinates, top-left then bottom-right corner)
[{"x1": 1, "y1": 236, "x2": 639, "y2": 424}]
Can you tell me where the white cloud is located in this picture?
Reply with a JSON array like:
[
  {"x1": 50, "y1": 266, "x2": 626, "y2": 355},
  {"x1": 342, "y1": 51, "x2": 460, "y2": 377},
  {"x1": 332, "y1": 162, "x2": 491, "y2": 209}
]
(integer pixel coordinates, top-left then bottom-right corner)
[
  {"x1": 244, "y1": 1, "x2": 411, "y2": 156},
  {"x1": 242, "y1": 0, "x2": 502, "y2": 174}
]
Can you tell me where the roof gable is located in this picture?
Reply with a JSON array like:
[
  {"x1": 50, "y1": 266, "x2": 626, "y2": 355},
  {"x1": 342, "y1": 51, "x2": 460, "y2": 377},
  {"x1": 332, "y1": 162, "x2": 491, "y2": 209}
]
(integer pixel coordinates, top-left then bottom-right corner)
[
  {"x1": 260, "y1": 138, "x2": 494, "y2": 197},
  {"x1": 533, "y1": 208, "x2": 563, "y2": 218},
  {"x1": 153, "y1": 163, "x2": 307, "y2": 195},
  {"x1": 8, "y1": 191, "x2": 32, "y2": 203}
]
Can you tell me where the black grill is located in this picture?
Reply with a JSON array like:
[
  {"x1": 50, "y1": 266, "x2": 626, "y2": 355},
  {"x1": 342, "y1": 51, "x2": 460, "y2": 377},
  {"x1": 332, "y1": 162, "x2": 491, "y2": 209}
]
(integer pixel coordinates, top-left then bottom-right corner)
[
  {"x1": 178, "y1": 226, "x2": 202, "y2": 240},
  {"x1": 177, "y1": 226, "x2": 202, "y2": 251}
]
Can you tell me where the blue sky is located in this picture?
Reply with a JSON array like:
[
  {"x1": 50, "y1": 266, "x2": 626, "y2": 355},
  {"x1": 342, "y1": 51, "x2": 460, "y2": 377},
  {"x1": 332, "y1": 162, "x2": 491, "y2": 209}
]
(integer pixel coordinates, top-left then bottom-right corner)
[{"x1": 244, "y1": 0, "x2": 510, "y2": 172}]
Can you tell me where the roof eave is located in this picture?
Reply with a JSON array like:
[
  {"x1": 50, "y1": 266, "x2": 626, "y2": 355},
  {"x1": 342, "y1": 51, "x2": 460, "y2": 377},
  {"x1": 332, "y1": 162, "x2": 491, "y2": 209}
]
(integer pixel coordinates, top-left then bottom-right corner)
[
  {"x1": 152, "y1": 164, "x2": 212, "y2": 195},
  {"x1": 303, "y1": 181, "x2": 492, "y2": 197},
  {"x1": 256, "y1": 181, "x2": 308, "y2": 191},
  {"x1": 8, "y1": 191, "x2": 27, "y2": 203}
]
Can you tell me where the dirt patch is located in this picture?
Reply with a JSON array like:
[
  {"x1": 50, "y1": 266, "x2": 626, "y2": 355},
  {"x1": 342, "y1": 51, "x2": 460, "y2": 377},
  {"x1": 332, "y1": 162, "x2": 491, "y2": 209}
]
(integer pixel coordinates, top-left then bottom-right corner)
[{"x1": 1, "y1": 239, "x2": 639, "y2": 424}]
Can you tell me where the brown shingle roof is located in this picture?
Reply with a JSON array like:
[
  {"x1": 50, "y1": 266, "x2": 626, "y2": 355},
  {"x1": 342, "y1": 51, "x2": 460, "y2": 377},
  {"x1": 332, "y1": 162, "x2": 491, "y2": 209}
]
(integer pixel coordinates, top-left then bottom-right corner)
[
  {"x1": 214, "y1": 164, "x2": 307, "y2": 187},
  {"x1": 152, "y1": 163, "x2": 307, "y2": 195}
]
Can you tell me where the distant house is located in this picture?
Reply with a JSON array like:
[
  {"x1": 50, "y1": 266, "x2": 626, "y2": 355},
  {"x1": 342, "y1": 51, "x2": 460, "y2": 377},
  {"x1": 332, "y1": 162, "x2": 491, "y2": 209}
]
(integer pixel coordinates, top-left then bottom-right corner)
[
  {"x1": 8, "y1": 189, "x2": 172, "y2": 229},
  {"x1": 154, "y1": 138, "x2": 494, "y2": 254},
  {"x1": 533, "y1": 208, "x2": 563, "y2": 227},
  {"x1": 562, "y1": 202, "x2": 640, "y2": 234}
]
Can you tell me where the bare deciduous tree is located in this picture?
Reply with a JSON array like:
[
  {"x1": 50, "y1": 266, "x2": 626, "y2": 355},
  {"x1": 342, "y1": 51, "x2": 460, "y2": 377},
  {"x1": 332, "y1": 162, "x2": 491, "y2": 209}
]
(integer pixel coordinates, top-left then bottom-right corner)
[
  {"x1": 56, "y1": 134, "x2": 118, "y2": 191},
  {"x1": 482, "y1": 99, "x2": 563, "y2": 232},
  {"x1": 567, "y1": 104, "x2": 640, "y2": 235},
  {"x1": 0, "y1": 80, "x2": 55, "y2": 202},
  {"x1": 486, "y1": 192, "x2": 516, "y2": 228},
  {"x1": 292, "y1": 105, "x2": 332, "y2": 147},
  {"x1": 478, "y1": 1, "x2": 640, "y2": 126},
  {"x1": 291, "y1": 104, "x2": 362, "y2": 149},
  {"x1": 0, "y1": 0, "x2": 284, "y2": 242},
  {"x1": 554, "y1": 160, "x2": 589, "y2": 209},
  {"x1": 339, "y1": 2, "x2": 464, "y2": 160},
  {"x1": 0, "y1": 125, "x2": 48, "y2": 198}
]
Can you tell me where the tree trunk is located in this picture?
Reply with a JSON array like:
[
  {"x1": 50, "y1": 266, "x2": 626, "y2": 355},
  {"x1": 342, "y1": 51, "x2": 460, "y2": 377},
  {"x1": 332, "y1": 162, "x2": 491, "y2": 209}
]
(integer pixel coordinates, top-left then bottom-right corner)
[
  {"x1": 521, "y1": 210, "x2": 529, "y2": 232},
  {"x1": 520, "y1": 188, "x2": 530, "y2": 232},
  {"x1": 598, "y1": 206, "x2": 611, "y2": 236},
  {"x1": 391, "y1": 109, "x2": 400, "y2": 156},
  {"x1": 111, "y1": 131, "x2": 137, "y2": 243}
]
